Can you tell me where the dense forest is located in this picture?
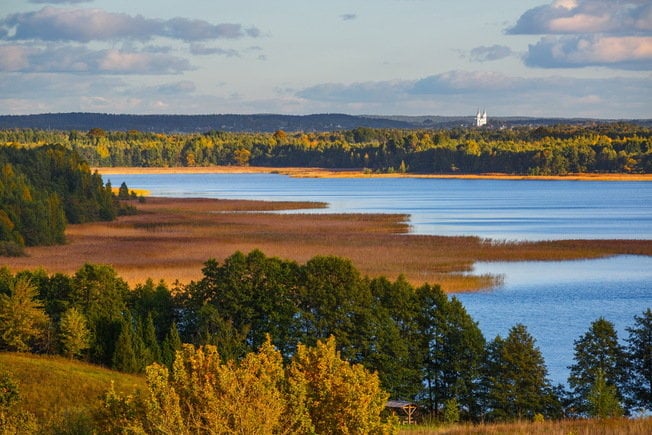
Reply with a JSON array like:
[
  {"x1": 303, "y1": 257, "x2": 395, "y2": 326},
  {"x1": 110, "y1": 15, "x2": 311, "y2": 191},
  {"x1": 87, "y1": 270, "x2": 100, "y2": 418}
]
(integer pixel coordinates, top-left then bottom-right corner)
[
  {"x1": 0, "y1": 145, "x2": 130, "y2": 256},
  {"x1": 4, "y1": 112, "x2": 638, "y2": 133},
  {"x1": 1, "y1": 251, "x2": 650, "y2": 428},
  {"x1": 1, "y1": 123, "x2": 651, "y2": 175}
]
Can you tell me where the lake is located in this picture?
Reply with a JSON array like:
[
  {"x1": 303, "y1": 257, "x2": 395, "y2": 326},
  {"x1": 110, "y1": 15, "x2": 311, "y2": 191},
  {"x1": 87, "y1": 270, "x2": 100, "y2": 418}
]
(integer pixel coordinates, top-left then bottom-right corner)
[{"x1": 104, "y1": 172, "x2": 652, "y2": 385}]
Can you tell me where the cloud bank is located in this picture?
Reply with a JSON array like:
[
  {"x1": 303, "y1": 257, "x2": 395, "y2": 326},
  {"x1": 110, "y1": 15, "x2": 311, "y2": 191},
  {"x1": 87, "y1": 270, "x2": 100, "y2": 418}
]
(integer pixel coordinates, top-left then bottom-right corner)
[
  {"x1": 509, "y1": 0, "x2": 652, "y2": 70},
  {"x1": 1, "y1": 7, "x2": 260, "y2": 42},
  {"x1": 0, "y1": 44, "x2": 192, "y2": 74}
]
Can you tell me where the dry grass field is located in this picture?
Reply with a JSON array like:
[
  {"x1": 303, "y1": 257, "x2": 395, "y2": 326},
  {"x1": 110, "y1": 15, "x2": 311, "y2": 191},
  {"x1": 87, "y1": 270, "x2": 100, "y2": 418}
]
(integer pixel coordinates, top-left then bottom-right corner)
[
  {"x1": 398, "y1": 417, "x2": 652, "y2": 435},
  {"x1": 4, "y1": 195, "x2": 652, "y2": 291}
]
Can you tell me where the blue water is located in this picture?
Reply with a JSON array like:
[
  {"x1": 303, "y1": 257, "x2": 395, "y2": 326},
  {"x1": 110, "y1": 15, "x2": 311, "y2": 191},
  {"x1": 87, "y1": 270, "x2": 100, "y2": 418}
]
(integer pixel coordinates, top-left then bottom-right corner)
[
  {"x1": 104, "y1": 173, "x2": 652, "y2": 385},
  {"x1": 105, "y1": 173, "x2": 652, "y2": 240},
  {"x1": 455, "y1": 256, "x2": 652, "y2": 385}
]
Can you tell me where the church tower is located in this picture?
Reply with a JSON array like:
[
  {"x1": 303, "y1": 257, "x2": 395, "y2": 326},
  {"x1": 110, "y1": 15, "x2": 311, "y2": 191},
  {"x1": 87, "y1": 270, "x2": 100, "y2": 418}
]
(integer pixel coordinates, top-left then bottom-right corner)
[{"x1": 475, "y1": 109, "x2": 487, "y2": 127}]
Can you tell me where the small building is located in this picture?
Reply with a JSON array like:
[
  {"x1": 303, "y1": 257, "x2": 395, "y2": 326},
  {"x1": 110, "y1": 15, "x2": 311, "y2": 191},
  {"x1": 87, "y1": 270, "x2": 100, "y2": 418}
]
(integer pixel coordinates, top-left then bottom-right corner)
[
  {"x1": 475, "y1": 108, "x2": 487, "y2": 127},
  {"x1": 386, "y1": 400, "x2": 418, "y2": 424}
]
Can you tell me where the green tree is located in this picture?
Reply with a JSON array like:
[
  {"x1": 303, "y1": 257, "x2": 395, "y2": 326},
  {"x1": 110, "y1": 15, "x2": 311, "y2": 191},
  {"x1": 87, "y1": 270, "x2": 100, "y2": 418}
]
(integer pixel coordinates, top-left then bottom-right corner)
[
  {"x1": 587, "y1": 369, "x2": 623, "y2": 418},
  {"x1": 118, "y1": 181, "x2": 130, "y2": 199},
  {"x1": 416, "y1": 284, "x2": 485, "y2": 419},
  {"x1": 568, "y1": 317, "x2": 627, "y2": 415},
  {"x1": 625, "y1": 308, "x2": 652, "y2": 411},
  {"x1": 58, "y1": 306, "x2": 91, "y2": 359},
  {"x1": 0, "y1": 277, "x2": 49, "y2": 352},
  {"x1": 185, "y1": 250, "x2": 301, "y2": 357},
  {"x1": 483, "y1": 324, "x2": 556, "y2": 421},
  {"x1": 161, "y1": 321, "x2": 182, "y2": 368},
  {"x1": 112, "y1": 315, "x2": 140, "y2": 373}
]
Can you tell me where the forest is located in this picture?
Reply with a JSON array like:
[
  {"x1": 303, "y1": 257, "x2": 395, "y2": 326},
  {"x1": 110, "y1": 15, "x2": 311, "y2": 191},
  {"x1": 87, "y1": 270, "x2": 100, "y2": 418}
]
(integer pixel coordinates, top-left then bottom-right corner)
[
  {"x1": 0, "y1": 145, "x2": 133, "y2": 256},
  {"x1": 1, "y1": 122, "x2": 651, "y2": 175},
  {"x1": 0, "y1": 251, "x2": 650, "y2": 431},
  {"x1": 1, "y1": 132, "x2": 651, "y2": 432}
]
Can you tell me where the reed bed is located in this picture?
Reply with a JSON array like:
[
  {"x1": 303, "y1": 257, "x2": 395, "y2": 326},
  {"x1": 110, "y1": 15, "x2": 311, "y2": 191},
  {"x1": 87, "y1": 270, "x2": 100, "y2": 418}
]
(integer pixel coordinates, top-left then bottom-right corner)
[{"x1": 4, "y1": 197, "x2": 652, "y2": 291}]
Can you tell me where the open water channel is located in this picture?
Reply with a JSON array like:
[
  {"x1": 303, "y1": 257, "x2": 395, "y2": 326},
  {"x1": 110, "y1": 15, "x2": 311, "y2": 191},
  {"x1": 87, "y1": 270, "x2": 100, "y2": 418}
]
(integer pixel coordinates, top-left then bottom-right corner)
[{"x1": 104, "y1": 173, "x2": 652, "y2": 385}]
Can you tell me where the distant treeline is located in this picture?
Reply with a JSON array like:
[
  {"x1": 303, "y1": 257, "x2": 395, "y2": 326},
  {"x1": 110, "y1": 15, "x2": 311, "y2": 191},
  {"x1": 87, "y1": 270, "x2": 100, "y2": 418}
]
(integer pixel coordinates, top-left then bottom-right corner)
[
  {"x1": 0, "y1": 145, "x2": 128, "y2": 255},
  {"x1": 1, "y1": 251, "x2": 650, "y2": 423},
  {"x1": 1, "y1": 123, "x2": 651, "y2": 174}
]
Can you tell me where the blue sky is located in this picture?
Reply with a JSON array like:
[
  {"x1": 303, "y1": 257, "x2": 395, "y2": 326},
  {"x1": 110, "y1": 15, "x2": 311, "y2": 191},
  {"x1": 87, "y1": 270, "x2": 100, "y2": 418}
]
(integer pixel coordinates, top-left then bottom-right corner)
[{"x1": 0, "y1": 0, "x2": 650, "y2": 118}]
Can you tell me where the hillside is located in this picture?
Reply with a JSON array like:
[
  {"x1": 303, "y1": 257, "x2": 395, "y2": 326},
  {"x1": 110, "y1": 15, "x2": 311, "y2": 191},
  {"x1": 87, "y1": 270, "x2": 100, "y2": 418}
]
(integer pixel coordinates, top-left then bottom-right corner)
[
  {"x1": 1, "y1": 112, "x2": 650, "y2": 133},
  {"x1": 0, "y1": 352, "x2": 144, "y2": 429}
]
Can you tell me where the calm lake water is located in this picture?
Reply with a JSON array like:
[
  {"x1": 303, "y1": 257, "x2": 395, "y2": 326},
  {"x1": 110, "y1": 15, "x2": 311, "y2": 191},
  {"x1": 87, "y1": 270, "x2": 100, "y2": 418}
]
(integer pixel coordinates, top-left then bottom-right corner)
[{"x1": 105, "y1": 173, "x2": 652, "y2": 385}]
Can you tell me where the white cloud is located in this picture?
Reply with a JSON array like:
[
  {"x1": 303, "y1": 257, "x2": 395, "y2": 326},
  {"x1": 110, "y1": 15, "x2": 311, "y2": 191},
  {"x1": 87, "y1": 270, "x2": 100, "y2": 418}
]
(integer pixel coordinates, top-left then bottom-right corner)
[
  {"x1": 30, "y1": 1, "x2": 93, "y2": 3},
  {"x1": 0, "y1": 44, "x2": 192, "y2": 74},
  {"x1": 508, "y1": 0, "x2": 652, "y2": 69},
  {"x1": 189, "y1": 43, "x2": 240, "y2": 57},
  {"x1": 0, "y1": 7, "x2": 261, "y2": 43},
  {"x1": 470, "y1": 45, "x2": 513, "y2": 62},
  {"x1": 525, "y1": 35, "x2": 652, "y2": 69},
  {"x1": 294, "y1": 70, "x2": 652, "y2": 118},
  {"x1": 508, "y1": 0, "x2": 652, "y2": 36}
]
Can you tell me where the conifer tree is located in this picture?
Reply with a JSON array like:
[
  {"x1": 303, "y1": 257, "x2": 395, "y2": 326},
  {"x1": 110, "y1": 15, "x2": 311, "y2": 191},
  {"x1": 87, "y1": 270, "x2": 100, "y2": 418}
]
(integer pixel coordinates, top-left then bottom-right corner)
[
  {"x1": 112, "y1": 316, "x2": 139, "y2": 373},
  {"x1": 625, "y1": 308, "x2": 652, "y2": 411},
  {"x1": 587, "y1": 369, "x2": 623, "y2": 418},
  {"x1": 568, "y1": 317, "x2": 627, "y2": 415},
  {"x1": 161, "y1": 321, "x2": 182, "y2": 368},
  {"x1": 0, "y1": 277, "x2": 49, "y2": 352},
  {"x1": 483, "y1": 324, "x2": 556, "y2": 421},
  {"x1": 140, "y1": 312, "x2": 161, "y2": 366}
]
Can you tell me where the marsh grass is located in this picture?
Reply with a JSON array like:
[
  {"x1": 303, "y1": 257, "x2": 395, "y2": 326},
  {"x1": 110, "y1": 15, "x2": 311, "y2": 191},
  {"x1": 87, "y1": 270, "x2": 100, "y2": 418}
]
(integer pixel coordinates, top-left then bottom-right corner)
[
  {"x1": 0, "y1": 352, "x2": 144, "y2": 429},
  {"x1": 4, "y1": 197, "x2": 652, "y2": 291},
  {"x1": 398, "y1": 417, "x2": 652, "y2": 435}
]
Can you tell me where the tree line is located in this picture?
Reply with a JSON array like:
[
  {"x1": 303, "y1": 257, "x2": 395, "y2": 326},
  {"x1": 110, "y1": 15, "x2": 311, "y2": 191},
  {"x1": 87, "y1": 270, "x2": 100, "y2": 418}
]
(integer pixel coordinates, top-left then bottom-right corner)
[
  {"x1": 1, "y1": 250, "x2": 650, "y2": 424},
  {"x1": 1, "y1": 123, "x2": 651, "y2": 174},
  {"x1": 0, "y1": 145, "x2": 135, "y2": 255}
]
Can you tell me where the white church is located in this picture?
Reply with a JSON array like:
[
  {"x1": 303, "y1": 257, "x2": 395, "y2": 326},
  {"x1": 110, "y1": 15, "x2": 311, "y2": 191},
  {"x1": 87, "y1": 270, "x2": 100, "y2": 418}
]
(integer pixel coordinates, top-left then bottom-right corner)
[{"x1": 475, "y1": 109, "x2": 487, "y2": 127}]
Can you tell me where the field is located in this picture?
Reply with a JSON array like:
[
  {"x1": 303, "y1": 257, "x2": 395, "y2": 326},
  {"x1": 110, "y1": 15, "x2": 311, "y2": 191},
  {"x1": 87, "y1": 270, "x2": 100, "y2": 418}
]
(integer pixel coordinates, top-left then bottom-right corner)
[
  {"x1": 0, "y1": 352, "x2": 144, "y2": 430},
  {"x1": 398, "y1": 418, "x2": 652, "y2": 435},
  {"x1": 4, "y1": 194, "x2": 652, "y2": 291}
]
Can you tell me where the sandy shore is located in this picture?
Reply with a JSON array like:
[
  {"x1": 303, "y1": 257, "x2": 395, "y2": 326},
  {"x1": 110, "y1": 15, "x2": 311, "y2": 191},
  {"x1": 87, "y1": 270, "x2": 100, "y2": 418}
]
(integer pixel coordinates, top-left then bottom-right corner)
[{"x1": 95, "y1": 166, "x2": 652, "y2": 181}]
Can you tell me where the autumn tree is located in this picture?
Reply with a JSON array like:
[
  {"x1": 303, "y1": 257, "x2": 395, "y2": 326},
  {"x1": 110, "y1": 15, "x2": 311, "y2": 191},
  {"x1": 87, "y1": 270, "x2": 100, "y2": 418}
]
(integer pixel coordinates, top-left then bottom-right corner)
[
  {"x1": 288, "y1": 336, "x2": 395, "y2": 434},
  {"x1": 98, "y1": 337, "x2": 395, "y2": 434},
  {"x1": 0, "y1": 277, "x2": 49, "y2": 352},
  {"x1": 58, "y1": 306, "x2": 90, "y2": 359}
]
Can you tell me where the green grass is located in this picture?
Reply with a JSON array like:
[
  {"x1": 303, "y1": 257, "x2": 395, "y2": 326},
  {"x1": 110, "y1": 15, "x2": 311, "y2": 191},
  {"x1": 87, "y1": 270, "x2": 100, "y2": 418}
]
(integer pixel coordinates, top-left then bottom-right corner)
[{"x1": 0, "y1": 352, "x2": 144, "y2": 431}]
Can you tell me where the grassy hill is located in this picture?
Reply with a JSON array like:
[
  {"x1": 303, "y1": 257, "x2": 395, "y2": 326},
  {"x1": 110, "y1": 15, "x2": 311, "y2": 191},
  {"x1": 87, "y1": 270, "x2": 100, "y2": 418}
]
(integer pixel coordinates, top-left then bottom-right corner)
[
  {"x1": 1, "y1": 352, "x2": 650, "y2": 434},
  {"x1": 0, "y1": 352, "x2": 144, "y2": 431}
]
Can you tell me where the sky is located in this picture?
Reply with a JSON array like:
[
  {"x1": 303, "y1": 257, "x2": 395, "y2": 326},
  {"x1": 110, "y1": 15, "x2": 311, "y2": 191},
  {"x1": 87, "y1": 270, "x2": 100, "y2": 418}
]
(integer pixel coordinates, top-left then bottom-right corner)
[{"x1": 0, "y1": 0, "x2": 650, "y2": 118}]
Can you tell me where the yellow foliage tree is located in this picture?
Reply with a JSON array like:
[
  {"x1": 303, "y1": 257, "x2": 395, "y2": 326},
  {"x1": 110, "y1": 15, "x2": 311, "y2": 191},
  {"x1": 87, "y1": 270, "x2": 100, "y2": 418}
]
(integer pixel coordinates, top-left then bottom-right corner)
[
  {"x1": 98, "y1": 336, "x2": 395, "y2": 434},
  {"x1": 288, "y1": 336, "x2": 395, "y2": 435}
]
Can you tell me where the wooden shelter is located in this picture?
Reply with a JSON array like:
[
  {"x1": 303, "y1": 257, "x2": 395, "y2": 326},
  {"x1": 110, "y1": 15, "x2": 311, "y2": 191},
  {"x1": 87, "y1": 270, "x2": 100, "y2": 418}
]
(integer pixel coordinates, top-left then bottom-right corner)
[{"x1": 386, "y1": 400, "x2": 418, "y2": 424}]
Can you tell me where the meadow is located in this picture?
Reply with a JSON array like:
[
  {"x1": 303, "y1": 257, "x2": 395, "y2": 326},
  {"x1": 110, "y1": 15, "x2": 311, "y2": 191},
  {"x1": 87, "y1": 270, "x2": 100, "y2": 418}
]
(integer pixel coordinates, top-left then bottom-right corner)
[{"x1": 4, "y1": 194, "x2": 652, "y2": 292}]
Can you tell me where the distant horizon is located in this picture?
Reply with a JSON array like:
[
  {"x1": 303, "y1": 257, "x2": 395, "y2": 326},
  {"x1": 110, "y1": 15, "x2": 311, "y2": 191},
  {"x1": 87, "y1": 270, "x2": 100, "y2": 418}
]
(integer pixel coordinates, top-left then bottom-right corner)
[
  {"x1": 1, "y1": 1, "x2": 650, "y2": 118},
  {"x1": 1, "y1": 111, "x2": 650, "y2": 121}
]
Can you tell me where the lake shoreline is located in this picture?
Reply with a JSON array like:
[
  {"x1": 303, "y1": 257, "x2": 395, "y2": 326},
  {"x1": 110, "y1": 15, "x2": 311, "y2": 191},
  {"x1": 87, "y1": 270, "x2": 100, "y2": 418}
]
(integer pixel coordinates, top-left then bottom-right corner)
[{"x1": 95, "y1": 166, "x2": 652, "y2": 182}]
